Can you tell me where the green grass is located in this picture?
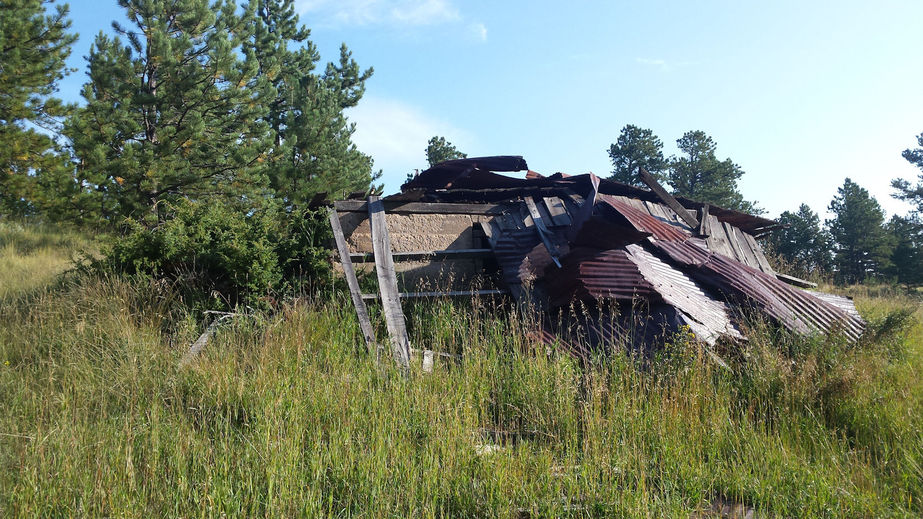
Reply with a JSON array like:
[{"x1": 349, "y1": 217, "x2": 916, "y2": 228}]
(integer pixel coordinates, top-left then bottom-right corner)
[{"x1": 1, "y1": 224, "x2": 921, "y2": 517}]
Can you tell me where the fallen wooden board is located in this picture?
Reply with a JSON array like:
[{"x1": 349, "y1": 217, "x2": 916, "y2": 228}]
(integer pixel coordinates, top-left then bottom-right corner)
[{"x1": 180, "y1": 313, "x2": 236, "y2": 366}]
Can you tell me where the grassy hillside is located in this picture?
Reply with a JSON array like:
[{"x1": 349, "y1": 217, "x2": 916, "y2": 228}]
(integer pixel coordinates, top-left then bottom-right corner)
[{"x1": 1, "y1": 223, "x2": 921, "y2": 517}]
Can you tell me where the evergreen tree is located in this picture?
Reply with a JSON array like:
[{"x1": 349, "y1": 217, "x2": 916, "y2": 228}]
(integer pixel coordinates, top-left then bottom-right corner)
[
  {"x1": 887, "y1": 214, "x2": 923, "y2": 286},
  {"x1": 607, "y1": 124, "x2": 667, "y2": 186},
  {"x1": 766, "y1": 203, "x2": 831, "y2": 277},
  {"x1": 826, "y1": 178, "x2": 894, "y2": 284},
  {"x1": 667, "y1": 130, "x2": 759, "y2": 213},
  {"x1": 425, "y1": 136, "x2": 466, "y2": 167},
  {"x1": 892, "y1": 132, "x2": 923, "y2": 211},
  {"x1": 244, "y1": 0, "x2": 376, "y2": 207},
  {"x1": 0, "y1": 0, "x2": 76, "y2": 216},
  {"x1": 65, "y1": 0, "x2": 273, "y2": 223}
]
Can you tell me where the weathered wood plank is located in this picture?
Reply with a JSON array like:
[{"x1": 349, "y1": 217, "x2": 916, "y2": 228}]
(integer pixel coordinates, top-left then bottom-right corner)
[
  {"x1": 367, "y1": 196, "x2": 411, "y2": 370},
  {"x1": 350, "y1": 248, "x2": 494, "y2": 263},
  {"x1": 777, "y1": 273, "x2": 817, "y2": 288},
  {"x1": 722, "y1": 221, "x2": 749, "y2": 264},
  {"x1": 638, "y1": 167, "x2": 700, "y2": 228},
  {"x1": 741, "y1": 231, "x2": 775, "y2": 274},
  {"x1": 335, "y1": 200, "x2": 506, "y2": 215},
  {"x1": 729, "y1": 224, "x2": 763, "y2": 270},
  {"x1": 328, "y1": 207, "x2": 378, "y2": 359},
  {"x1": 705, "y1": 215, "x2": 735, "y2": 259},
  {"x1": 524, "y1": 196, "x2": 562, "y2": 268},
  {"x1": 698, "y1": 204, "x2": 710, "y2": 237},
  {"x1": 542, "y1": 196, "x2": 572, "y2": 226},
  {"x1": 361, "y1": 289, "x2": 509, "y2": 300}
]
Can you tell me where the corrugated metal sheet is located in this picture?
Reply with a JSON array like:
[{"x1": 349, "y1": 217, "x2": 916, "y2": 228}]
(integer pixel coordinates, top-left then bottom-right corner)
[
  {"x1": 805, "y1": 290, "x2": 862, "y2": 321},
  {"x1": 625, "y1": 244, "x2": 743, "y2": 345},
  {"x1": 544, "y1": 247, "x2": 656, "y2": 308},
  {"x1": 651, "y1": 240, "x2": 864, "y2": 341},
  {"x1": 597, "y1": 194, "x2": 690, "y2": 242}
]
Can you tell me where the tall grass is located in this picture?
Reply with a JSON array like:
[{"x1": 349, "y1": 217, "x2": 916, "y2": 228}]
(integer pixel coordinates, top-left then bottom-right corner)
[
  {"x1": 1, "y1": 224, "x2": 921, "y2": 517},
  {"x1": 0, "y1": 220, "x2": 97, "y2": 301}
]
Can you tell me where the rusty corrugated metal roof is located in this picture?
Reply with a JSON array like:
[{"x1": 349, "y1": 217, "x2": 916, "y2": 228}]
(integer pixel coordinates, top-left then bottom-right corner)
[
  {"x1": 651, "y1": 240, "x2": 864, "y2": 341},
  {"x1": 373, "y1": 155, "x2": 867, "y2": 352}
]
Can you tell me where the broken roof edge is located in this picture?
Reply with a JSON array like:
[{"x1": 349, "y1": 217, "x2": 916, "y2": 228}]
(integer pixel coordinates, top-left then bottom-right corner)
[{"x1": 396, "y1": 155, "x2": 775, "y2": 233}]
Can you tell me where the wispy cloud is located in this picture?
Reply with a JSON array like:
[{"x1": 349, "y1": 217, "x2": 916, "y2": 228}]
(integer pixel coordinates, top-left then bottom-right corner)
[
  {"x1": 469, "y1": 22, "x2": 488, "y2": 42},
  {"x1": 635, "y1": 57, "x2": 699, "y2": 72},
  {"x1": 297, "y1": 0, "x2": 460, "y2": 26},
  {"x1": 347, "y1": 96, "x2": 474, "y2": 190}
]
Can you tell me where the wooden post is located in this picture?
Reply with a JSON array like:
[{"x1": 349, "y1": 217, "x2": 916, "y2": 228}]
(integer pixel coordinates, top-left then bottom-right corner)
[
  {"x1": 367, "y1": 195, "x2": 412, "y2": 371},
  {"x1": 328, "y1": 207, "x2": 379, "y2": 362},
  {"x1": 638, "y1": 167, "x2": 700, "y2": 229},
  {"x1": 697, "y1": 203, "x2": 710, "y2": 237}
]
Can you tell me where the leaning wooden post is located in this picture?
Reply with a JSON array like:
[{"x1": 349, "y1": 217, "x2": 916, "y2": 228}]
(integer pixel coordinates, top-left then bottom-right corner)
[
  {"x1": 638, "y1": 167, "x2": 700, "y2": 229},
  {"x1": 367, "y1": 195, "x2": 412, "y2": 371},
  {"x1": 328, "y1": 206, "x2": 379, "y2": 363}
]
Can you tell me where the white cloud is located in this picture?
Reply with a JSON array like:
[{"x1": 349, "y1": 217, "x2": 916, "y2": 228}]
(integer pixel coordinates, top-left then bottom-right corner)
[
  {"x1": 346, "y1": 96, "x2": 474, "y2": 192},
  {"x1": 469, "y1": 22, "x2": 488, "y2": 42},
  {"x1": 297, "y1": 0, "x2": 460, "y2": 26}
]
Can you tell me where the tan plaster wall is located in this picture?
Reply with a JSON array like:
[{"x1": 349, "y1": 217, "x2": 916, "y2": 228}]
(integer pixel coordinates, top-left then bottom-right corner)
[{"x1": 337, "y1": 212, "x2": 495, "y2": 291}]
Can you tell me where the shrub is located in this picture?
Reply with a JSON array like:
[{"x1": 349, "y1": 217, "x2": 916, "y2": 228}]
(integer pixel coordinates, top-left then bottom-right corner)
[{"x1": 106, "y1": 199, "x2": 339, "y2": 310}]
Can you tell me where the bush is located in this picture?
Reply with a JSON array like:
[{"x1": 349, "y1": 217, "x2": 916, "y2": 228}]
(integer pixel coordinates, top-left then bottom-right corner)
[{"x1": 106, "y1": 200, "x2": 333, "y2": 310}]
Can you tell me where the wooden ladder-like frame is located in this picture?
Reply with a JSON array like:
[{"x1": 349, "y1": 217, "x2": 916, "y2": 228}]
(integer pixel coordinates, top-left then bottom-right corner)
[{"x1": 328, "y1": 196, "x2": 506, "y2": 371}]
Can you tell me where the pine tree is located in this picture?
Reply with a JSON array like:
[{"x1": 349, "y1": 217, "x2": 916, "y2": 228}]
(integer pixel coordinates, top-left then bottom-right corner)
[
  {"x1": 766, "y1": 203, "x2": 831, "y2": 277},
  {"x1": 826, "y1": 178, "x2": 894, "y2": 284},
  {"x1": 667, "y1": 130, "x2": 759, "y2": 213},
  {"x1": 0, "y1": 0, "x2": 76, "y2": 216},
  {"x1": 244, "y1": 0, "x2": 376, "y2": 208},
  {"x1": 65, "y1": 0, "x2": 273, "y2": 223},
  {"x1": 425, "y1": 136, "x2": 466, "y2": 167},
  {"x1": 887, "y1": 215, "x2": 923, "y2": 286},
  {"x1": 607, "y1": 124, "x2": 667, "y2": 186},
  {"x1": 892, "y1": 132, "x2": 923, "y2": 211}
]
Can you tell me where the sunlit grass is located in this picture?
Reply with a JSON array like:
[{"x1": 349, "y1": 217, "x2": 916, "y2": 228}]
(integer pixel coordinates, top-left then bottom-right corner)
[
  {"x1": 0, "y1": 220, "x2": 97, "y2": 301},
  {"x1": 0, "y1": 223, "x2": 921, "y2": 517}
]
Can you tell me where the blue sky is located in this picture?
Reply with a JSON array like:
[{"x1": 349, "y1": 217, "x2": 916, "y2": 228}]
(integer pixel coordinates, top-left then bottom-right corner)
[{"x1": 60, "y1": 0, "x2": 923, "y2": 219}]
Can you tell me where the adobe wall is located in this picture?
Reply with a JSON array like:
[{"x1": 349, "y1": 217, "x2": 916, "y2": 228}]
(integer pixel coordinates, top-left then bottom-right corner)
[{"x1": 337, "y1": 211, "x2": 496, "y2": 291}]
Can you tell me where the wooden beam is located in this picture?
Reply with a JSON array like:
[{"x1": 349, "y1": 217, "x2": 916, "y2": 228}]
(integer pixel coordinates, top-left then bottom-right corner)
[
  {"x1": 524, "y1": 197, "x2": 562, "y2": 268},
  {"x1": 361, "y1": 289, "x2": 509, "y2": 300},
  {"x1": 776, "y1": 273, "x2": 817, "y2": 289},
  {"x1": 638, "y1": 167, "x2": 700, "y2": 229},
  {"x1": 349, "y1": 248, "x2": 494, "y2": 263},
  {"x1": 334, "y1": 200, "x2": 506, "y2": 215},
  {"x1": 367, "y1": 195, "x2": 412, "y2": 371},
  {"x1": 542, "y1": 196, "x2": 572, "y2": 227},
  {"x1": 328, "y1": 207, "x2": 379, "y2": 361},
  {"x1": 697, "y1": 203, "x2": 710, "y2": 237}
]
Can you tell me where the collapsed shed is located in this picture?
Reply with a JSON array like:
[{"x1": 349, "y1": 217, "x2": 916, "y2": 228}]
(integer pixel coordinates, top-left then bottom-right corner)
[{"x1": 327, "y1": 156, "x2": 865, "y2": 368}]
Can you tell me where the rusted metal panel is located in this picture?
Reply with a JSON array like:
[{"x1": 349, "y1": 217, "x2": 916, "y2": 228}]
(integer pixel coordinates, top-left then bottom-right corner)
[
  {"x1": 651, "y1": 240, "x2": 864, "y2": 341},
  {"x1": 804, "y1": 290, "x2": 862, "y2": 321},
  {"x1": 545, "y1": 247, "x2": 657, "y2": 308},
  {"x1": 625, "y1": 244, "x2": 743, "y2": 345},
  {"x1": 598, "y1": 195, "x2": 690, "y2": 242}
]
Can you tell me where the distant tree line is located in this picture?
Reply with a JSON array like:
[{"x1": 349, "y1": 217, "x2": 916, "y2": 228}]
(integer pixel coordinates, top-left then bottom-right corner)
[{"x1": 607, "y1": 124, "x2": 923, "y2": 286}]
